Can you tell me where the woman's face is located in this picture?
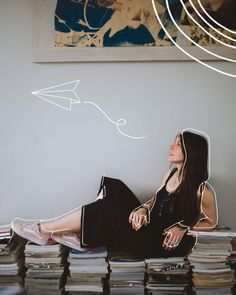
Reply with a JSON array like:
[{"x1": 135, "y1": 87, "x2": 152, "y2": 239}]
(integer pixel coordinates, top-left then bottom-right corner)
[{"x1": 168, "y1": 136, "x2": 185, "y2": 164}]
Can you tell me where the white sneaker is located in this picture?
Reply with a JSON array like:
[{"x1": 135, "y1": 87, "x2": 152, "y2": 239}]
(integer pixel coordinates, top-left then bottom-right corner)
[
  {"x1": 51, "y1": 232, "x2": 83, "y2": 250},
  {"x1": 11, "y1": 218, "x2": 49, "y2": 245}
]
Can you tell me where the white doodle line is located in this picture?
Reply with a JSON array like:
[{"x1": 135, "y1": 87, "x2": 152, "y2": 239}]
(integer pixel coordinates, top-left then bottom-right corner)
[
  {"x1": 188, "y1": 0, "x2": 236, "y2": 44},
  {"x1": 83, "y1": 101, "x2": 146, "y2": 140},
  {"x1": 31, "y1": 80, "x2": 146, "y2": 140},
  {"x1": 191, "y1": 181, "x2": 219, "y2": 250},
  {"x1": 197, "y1": 0, "x2": 236, "y2": 35},
  {"x1": 180, "y1": 128, "x2": 218, "y2": 228},
  {"x1": 32, "y1": 80, "x2": 80, "y2": 111},
  {"x1": 11, "y1": 128, "x2": 218, "y2": 252},
  {"x1": 182, "y1": 0, "x2": 236, "y2": 47},
  {"x1": 32, "y1": 92, "x2": 80, "y2": 112},
  {"x1": 166, "y1": 0, "x2": 236, "y2": 62},
  {"x1": 130, "y1": 128, "x2": 218, "y2": 250},
  {"x1": 151, "y1": 0, "x2": 236, "y2": 78},
  {"x1": 163, "y1": 128, "x2": 218, "y2": 250},
  {"x1": 12, "y1": 206, "x2": 83, "y2": 237}
]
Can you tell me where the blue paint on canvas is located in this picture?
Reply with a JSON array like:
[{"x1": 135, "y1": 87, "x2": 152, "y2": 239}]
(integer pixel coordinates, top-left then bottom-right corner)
[{"x1": 54, "y1": 0, "x2": 183, "y2": 47}]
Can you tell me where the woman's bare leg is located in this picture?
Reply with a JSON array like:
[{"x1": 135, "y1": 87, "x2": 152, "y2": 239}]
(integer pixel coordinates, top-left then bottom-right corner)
[{"x1": 40, "y1": 207, "x2": 82, "y2": 235}]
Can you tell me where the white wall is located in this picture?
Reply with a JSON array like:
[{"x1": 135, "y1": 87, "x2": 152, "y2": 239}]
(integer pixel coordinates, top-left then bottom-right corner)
[{"x1": 0, "y1": 0, "x2": 236, "y2": 230}]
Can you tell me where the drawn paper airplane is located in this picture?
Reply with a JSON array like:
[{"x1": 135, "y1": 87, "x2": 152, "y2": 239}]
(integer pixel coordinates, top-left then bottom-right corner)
[
  {"x1": 31, "y1": 80, "x2": 146, "y2": 140},
  {"x1": 31, "y1": 80, "x2": 80, "y2": 111}
]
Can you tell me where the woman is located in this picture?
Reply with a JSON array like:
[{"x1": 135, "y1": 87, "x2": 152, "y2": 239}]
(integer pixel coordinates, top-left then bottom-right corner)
[{"x1": 12, "y1": 130, "x2": 217, "y2": 258}]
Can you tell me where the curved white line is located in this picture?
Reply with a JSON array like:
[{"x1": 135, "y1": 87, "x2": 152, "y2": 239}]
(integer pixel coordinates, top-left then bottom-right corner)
[
  {"x1": 12, "y1": 206, "x2": 83, "y2": 234},
  {"x1": 166, "y1": 0, "x2": 236, "y2": 62},
  {"x1": 181, "y1": 128, "x2": 219, "y2": 231},
  {"x1": 182, "y1": 0, "x2": 236, "y2": 47},
  {"x1": 83, "y1": 100, "x2": 146, "y2": 140},
  {"x1": 84, "y1": 101, "x2": 120, "y2": 125},
  {"x1": 181, "y1": 128, "x2": 211, "y2": 180},
  {"x1": 197, "y1": 181, "x2": 219, "y2": 229},
  {"x1": 188, "y1": 0, "x2": 236, "y2": 44},
  {"x1": 177, "y1": 127, "x2": 211, "y2": 195},
  {"x1": 167, "y1": 128, "x2": 219, "y2": 252},
  {"x1": 151, "y1": 0, "x2": 236, "y2": 78},
  {"x1": 197, "y1": 0, "x2": 236, "y2": 35}
]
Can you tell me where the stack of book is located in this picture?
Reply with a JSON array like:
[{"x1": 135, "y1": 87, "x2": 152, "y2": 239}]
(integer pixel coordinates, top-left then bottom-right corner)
[
  {"x1": 65, "y1": 246, "x2": 108, "y2": 294},
  {"x1": 24, "y1": 242, "x2": 66, "y2": 294},
  {"x1": 0, "y1": 226, "x2": 26, "y2": 291},
  {"x1": 230, "y1": 237, "x2": 236, "y2": 294},
  {"x1": 145, "y1": 257, "x2": 191, "y2": 294},
  {"x1": 108, "y1": 252, "x2": 146, "y2": 294},
  {"x1": 187, "y1": 230, "x2": 236, "y2": 295},
  {"x1": 0, "y1": 223, "x2": 11, "y2": 241}
]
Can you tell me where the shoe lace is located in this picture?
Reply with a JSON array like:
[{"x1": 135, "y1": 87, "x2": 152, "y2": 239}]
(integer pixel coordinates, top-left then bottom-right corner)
[
  {"x1": 27, "y1": 223, "x2": 37, "y2": 229},
  {"x1": 22, "y1": 223, "x2": 40, "y2": 237}
]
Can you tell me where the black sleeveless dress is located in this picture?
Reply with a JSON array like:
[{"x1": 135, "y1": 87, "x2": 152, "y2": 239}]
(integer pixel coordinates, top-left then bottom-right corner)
[{"x1": 80, "y1": 173, "x2": 195, "y2": 258}]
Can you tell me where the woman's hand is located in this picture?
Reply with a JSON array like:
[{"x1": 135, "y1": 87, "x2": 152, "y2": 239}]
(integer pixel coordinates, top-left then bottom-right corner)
[
  {"x1": 162, "y1": 225, "x2": 187, "y2": 250},
  {"x1": 129, "y1": 208, "x2": 148, "y2": 231}
]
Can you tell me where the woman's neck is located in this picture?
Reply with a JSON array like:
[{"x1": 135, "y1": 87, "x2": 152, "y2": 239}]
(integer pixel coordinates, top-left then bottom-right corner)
[
  {"x1": 174, "y1": 163, "x2": 183, "y2": 181},
  {"x1": 166, "y1": 168, "x2": 182, "y2": 192}
]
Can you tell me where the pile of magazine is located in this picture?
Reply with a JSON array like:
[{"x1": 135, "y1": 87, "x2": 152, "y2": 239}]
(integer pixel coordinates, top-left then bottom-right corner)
[
  {"x1": 0, "y1": 224, "x2": 26, "y2": 291},
  {"x1": 65, "y1": 246, "x2": 108, "y2": 294},
  {"x1": 0, "y1": 224, "x2": 11, "y2": 241},
  {"x1": 145, "y1": 257, "x2": 191, "y2": 295},
  {"x1": 108, "y1": 251, "x2": 146, "y2": 294},
  {"x1": 230, "y1": 237, "x2": 236, "y2": 294},
  {"x1": 187, "y1": 230, "x2": 236, "y2": 295},
  {"x1": 24, "y1": 242, "x2": 66, "y2": 294}
]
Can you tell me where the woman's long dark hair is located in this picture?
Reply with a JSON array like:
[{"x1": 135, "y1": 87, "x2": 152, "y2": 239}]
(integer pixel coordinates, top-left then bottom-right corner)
[{"x1": 171, "y1": 130, "x2": 209, "y2": 225}]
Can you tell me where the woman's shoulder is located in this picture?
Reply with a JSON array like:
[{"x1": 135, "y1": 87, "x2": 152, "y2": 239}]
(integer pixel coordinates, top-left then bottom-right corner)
[{"x1": 198, "y1": 183, "x2": 215, "y2": 204}]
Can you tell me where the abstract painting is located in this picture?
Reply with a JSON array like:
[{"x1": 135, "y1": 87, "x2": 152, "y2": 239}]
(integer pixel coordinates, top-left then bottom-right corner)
[
  {"x1": 54, "y1": 0, "x2": 236, "y2": 48},
  {"x1": 32, "y1": 0, "x2": 236, "y2": 62}
]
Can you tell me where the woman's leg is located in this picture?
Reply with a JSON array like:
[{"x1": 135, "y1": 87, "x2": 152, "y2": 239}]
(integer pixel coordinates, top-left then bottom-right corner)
[
  {"x1": 11, "y1": 207, "x2": 82, "y2": 246},
  {"x1": 40, "y1": 207, "x2": 82, "y2": 234}
]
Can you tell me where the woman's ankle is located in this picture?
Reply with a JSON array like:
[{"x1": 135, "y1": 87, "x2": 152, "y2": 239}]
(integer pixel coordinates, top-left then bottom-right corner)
[
  {"x1": 39, "y1": 221, "x2": 74, "y2": 235},
  {"x1": 39, "y1": 222, "x2": 52, "y2": 234}
]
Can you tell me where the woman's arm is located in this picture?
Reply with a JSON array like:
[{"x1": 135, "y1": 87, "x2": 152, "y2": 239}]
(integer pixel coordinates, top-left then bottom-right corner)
[
  {"x1": 129, "y1": 169, "x2": 172, "y2": 231},
  {"x1": 192, "y1": 185, "x2": 218, "y2": 230},
  {"x1": 162, "y1": 183, "x2": 218, "y2": 250}
]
